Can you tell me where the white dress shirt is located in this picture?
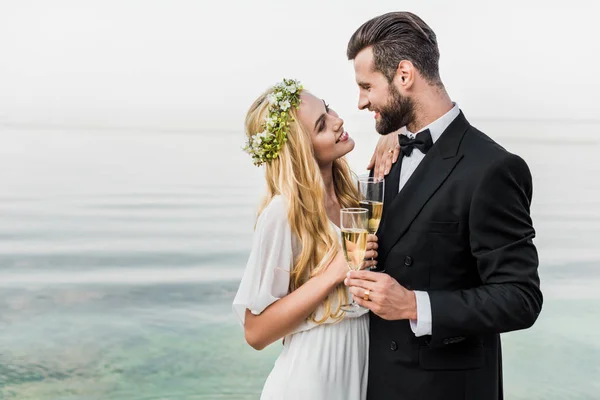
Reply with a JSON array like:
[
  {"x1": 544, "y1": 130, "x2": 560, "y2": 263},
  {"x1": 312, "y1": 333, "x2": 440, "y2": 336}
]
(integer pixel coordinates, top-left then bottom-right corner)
[{"x1": 398, "y1": 103, "x2": 460, "y2": 337}]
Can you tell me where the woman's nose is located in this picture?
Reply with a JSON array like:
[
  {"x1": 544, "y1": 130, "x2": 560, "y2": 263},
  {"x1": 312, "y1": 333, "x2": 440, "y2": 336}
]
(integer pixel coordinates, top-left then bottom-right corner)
[{"x1": 333, "y1": 117, "x2": 344, "y2": 131}]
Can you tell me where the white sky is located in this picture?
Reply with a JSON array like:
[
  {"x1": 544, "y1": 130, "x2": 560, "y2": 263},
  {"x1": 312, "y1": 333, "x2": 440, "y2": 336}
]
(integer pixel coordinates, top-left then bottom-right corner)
[{"x1": 0, "y1": 0, "x2": 598, "y2": 132}]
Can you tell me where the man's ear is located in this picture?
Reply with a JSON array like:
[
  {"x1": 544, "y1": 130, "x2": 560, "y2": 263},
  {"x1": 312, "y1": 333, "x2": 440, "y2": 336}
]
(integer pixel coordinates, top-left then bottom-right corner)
[{"x1": 395, "y1": 60, "x2": 415, "y2": 89}]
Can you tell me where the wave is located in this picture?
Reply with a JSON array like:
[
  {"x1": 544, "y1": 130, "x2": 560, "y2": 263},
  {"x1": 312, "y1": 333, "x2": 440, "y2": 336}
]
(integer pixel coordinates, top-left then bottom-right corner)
[{"x1": 0, "y1": 266, "x2": 244, "y2": 286}]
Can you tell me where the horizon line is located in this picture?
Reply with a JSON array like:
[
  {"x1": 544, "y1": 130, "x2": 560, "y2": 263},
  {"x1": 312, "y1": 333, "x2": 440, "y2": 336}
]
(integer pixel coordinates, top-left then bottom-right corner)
[{"x1": 2, "y1": 116, "x2": 600, "y2": 135}]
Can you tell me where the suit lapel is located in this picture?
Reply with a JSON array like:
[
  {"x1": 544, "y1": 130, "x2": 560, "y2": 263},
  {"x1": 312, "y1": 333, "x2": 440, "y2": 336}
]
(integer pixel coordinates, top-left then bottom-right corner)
[
  {"x1": 383, "y1": 154, "x2": 403, "y2": 211},
  {"x1": 379, "y1": 112, "x2": 470, "y2": 263},
  {"x1": 374, "y1": 153, "x2": 402, "y2": 264}
]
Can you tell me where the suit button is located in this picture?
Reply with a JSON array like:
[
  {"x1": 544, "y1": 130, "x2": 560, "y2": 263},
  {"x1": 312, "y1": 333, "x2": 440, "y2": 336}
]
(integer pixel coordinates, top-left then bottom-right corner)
[
  {"x1": 443, "y1": 339, "x2": 450, "y2": 345},
  {"x1": 404, "y1": 256, "x2": 413, "y2": 266},
  {"x1": 390, "y1": 341, "x2": 398, "y2": 351}
]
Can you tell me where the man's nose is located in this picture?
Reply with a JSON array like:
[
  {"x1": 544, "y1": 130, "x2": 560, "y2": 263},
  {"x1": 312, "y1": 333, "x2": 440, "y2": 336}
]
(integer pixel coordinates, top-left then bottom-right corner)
[{"x1": 358, "y1": 94, "x2": 369, "y2": 110}]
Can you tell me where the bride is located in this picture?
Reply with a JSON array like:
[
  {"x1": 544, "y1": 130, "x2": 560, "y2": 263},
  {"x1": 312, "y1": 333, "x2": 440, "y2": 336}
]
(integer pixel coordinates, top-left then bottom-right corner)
[{"x1": 232, "y1": 79, "x2": 377, "y2": 399}]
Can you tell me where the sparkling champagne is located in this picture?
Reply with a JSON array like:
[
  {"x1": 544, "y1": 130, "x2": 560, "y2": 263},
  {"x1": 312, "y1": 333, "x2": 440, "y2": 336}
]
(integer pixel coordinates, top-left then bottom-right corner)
[
  {"x1": 359, "y1": 200, "x2": 383, "y2": 234},
  {"x1": 341, "y1": 228, "x2": 369, "y2": 270}
]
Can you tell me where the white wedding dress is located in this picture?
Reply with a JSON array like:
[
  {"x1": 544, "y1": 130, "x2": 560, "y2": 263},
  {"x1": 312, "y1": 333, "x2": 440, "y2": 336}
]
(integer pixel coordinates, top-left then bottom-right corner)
[{"x1": 233, "y1": 196, "x2": 369, "y2": 400}]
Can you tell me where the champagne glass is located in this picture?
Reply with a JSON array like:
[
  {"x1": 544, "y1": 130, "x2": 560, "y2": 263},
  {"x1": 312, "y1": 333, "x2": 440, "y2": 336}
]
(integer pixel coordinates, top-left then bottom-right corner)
[
  {"x1": 357, "y1": 176, "x2": 384, "y2": 235},
  {"x1": 340, "y1": 208, "x2": 369, "y2": 312},
  {"x1": 358, "y1": 176, "x2": 384, "y2": 271}
]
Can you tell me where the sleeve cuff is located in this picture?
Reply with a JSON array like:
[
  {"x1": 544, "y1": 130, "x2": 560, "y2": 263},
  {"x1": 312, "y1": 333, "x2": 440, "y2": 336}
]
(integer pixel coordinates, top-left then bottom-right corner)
[{"x1": 409, "y1": 290, "x2": 432, "y2": 337}]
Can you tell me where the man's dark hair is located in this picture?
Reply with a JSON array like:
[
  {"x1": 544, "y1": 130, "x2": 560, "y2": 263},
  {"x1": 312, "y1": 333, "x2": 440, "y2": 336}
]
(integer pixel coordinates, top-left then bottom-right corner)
[{"x1": 347, "y1": 12, "x2": 441, "y2": 85}]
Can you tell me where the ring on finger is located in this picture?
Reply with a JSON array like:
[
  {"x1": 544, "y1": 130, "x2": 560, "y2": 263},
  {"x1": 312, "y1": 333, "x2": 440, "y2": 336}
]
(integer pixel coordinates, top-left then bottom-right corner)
[{"x1": 363, "y1": 289, "x2": 370, "y2": 301}]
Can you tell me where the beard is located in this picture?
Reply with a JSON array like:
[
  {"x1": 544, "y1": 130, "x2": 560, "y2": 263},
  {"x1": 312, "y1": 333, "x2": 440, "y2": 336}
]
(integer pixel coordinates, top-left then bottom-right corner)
[{"x1": 375, "y1": 85, "x2": 416, "y2": 135}]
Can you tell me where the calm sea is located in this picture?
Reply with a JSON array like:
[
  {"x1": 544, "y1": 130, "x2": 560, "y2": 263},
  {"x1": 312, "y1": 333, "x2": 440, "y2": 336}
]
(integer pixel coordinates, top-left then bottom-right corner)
[{"x1": 1, "y1": 121, "x2": 599, "y2": 399}]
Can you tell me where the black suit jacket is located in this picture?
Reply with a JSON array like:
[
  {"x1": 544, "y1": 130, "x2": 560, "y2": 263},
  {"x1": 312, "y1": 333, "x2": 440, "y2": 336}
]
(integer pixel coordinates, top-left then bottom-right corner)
[{"x1": 368, "y1": 112, "x2": 543, "y2": 400}]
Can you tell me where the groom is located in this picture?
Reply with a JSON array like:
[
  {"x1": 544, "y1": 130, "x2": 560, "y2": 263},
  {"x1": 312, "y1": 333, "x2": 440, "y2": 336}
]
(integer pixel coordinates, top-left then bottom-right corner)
[{"x1": 344, "y1": 12, "x2": 543, "y2": 400}]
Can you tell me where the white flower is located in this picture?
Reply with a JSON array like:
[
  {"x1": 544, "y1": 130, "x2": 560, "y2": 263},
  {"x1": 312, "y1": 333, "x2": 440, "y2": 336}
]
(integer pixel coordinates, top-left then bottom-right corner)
[
  {"x1": 276, "y1": 91, "x2": 283, "y2": 99},
  {"x1": 259, "y1": 130, "x2": 270, "y2": 140},
  {"x1": 266, "y1": 116, "x2": 277, "y2": 127},
  {"x1": 287, "y1": 84, "x2": 297, "y2": 94},
  {"x1": 252, "y1": 135, "x2": 262, "y2": 148},
  {"x1": 279, "y1": 100, "x2": 291, "y2": 111},
  {"x1": 267, "y1": 93, "x2": 278, "y2": 105}
]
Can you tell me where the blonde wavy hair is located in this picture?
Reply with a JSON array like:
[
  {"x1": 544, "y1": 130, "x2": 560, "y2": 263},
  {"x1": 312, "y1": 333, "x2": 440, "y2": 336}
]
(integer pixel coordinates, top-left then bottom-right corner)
[{"x1": 245, "y1": 86, "x2": 360, "y2": 324}]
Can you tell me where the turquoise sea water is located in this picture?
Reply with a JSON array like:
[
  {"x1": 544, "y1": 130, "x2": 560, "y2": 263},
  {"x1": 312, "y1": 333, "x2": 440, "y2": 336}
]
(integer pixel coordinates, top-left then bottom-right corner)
[{"x1": 1, "y1": 124, "x2": 599, "y2": 399}]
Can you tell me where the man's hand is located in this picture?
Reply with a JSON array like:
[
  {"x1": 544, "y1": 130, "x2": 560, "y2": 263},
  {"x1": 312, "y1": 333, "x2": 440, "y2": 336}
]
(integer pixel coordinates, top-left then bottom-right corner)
[
  {"x1": 344, "y1": 270, "x2": 417, "y2": 320},
  {"x1": 367, "y1": 132, "x2": 401, "y2": 179}
]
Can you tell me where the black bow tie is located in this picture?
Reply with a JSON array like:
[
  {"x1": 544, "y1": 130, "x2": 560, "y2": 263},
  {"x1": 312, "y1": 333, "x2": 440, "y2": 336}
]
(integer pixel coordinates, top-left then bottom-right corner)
[{"x1": 399, "y1": 129, "x2": 433, "y2": 157}]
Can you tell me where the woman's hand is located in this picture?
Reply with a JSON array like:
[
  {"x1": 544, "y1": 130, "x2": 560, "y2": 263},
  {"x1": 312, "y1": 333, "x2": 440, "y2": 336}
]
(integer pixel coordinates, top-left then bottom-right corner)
[
  {"x1": 326, "y1": 234, "x2": 379, "y2": 284},
  {"x1": 325, "y1": 250, "x2": 351, "y2": 285},
  {"x1": 363, "y1": 234, "x2": 379, "y2": 269},
  {"x1": 367, "y1": 133, "x2": 401, "y2": 179}
]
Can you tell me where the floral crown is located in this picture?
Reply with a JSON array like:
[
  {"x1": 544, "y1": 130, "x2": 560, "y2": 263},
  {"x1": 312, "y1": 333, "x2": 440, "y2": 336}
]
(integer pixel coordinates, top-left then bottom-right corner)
[{"x1": 243, "y1": 78, "x2": 303, "y2": 166}]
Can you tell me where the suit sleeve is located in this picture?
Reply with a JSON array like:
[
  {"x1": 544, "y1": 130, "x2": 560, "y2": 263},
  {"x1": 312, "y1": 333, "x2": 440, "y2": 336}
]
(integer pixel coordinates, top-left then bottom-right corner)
[{"x1": 427, "y1": 153, "x2": 543, "y2": 347}]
